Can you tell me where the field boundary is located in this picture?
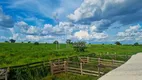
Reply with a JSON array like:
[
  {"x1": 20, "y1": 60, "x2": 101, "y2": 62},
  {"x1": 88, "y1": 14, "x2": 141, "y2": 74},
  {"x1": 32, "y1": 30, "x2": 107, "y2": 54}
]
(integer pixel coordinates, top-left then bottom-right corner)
[{"x1": 0, "y1": 53, "x2": 131, "y2": 80}]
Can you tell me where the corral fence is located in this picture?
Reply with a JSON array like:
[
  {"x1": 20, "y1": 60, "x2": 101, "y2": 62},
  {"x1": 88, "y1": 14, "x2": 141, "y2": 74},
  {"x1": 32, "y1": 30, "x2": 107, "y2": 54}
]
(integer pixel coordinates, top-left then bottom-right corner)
[{"x1": 0, "y1": 53, "x2": 132, "y2": 80}]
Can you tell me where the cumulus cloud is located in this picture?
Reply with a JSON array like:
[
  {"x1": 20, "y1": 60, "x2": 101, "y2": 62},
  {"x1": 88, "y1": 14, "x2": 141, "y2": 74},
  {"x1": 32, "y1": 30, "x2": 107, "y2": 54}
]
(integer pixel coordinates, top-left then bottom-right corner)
[
  {"x1": 14, "y1": 21, "x2": 41, "y2": 35},
  {"x1": 116, "y1": 24, "x2": 142, "y2": 41},
  {"x1": 6, "y1": 20, "x2": 109, "y2": 43},
  {"x1": 0, "y1": 7, "x2": 14, "y2": 28},
  {"x1": 74, "y1": 30, "x2": 89, "y2": 40},
  {"x1": 74, "y1": 30, "x2": 108, "y2": 41},
  {"x1": 68, "y1": 0, "x2": 142, "y2": 32},
  {"x1": 7, "y1": 0, "x2": 83, "y2": 21}
]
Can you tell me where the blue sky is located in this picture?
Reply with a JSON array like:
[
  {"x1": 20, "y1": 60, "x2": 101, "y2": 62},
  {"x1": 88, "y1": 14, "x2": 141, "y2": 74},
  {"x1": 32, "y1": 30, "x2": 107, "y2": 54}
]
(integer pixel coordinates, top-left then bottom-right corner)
[{"x1": 0, "y1": 0, "x2": 142, "y2": 44}]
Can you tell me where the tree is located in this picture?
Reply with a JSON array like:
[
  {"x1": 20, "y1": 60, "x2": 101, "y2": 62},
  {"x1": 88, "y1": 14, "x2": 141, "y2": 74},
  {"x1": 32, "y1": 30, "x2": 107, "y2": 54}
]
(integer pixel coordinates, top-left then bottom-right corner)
[
  {"x1": 66, "y1": 39, "x2": 72, "y2": 48},
  {"x1": 66, "y1": 39, "x2": 71, "y2": 44},
  {"x1": 115, "y1": 41, "x2": 121, "y2": 45},
  {"x1": 9, "y1": 39, "x2": 16, "y2": 43},
  {"x1": 134, "y1": 42, "x2": 139, "y2": 46},
  {"x1": 53, "y1": 40, "x2": 59, "y2": 44},
  {"x1": 34, "y1": 42, "x2": 39, "y2": 45},
  {"x1": 5, "y1": 41, "x2": 9, "y2": 43},
  {"x1": 53, "y1": 40, "x2": 59, "y2": 50},
  {"x1": 28, "y1": 41, "x2": 31, "y2": 43},
  {"x1": 73, "y1": 41, "x2": 87, "y2": 52}
]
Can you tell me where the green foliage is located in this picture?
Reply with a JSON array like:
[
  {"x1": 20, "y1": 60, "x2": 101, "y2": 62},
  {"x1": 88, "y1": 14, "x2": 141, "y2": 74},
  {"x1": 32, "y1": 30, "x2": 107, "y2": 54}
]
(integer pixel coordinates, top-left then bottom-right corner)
[
  {"x1": 28, "y1": 41, "x2": 31, "y2": 43},
  {"x1": 115, "y1": 41, "x2": 121, "y2": 45},
  {"x1": 9, "y1": 65, "x2": 50, "y2": 80},
  {"x1": 0, "y1": 43, "x2": 142, "y2": 68},
  {"x1": 0, "y1": 43, "x2": 142, "y2": 80},
  {"x1": 5, "y1": 41, "x2": 9, "y2": 43},
  {"x1": 73, "y1": 41, "x2": 87, "y2": 52},
  {"x1": 53, "y1": 40, "x2": 59, "y2": 44},
  {"x1": 43, "y1": 73, "x2": 98, "y2": 80},
  {"x1": 134, "y1": 42, "x2": 139, "y2": 46},
  {"x1": 34, "y1": 42, "x2": 39, "y2": 45},
  {"x1": 9, "y1": 39, "x2": 16, "y2": 43},
  {"x1": 66, "y1": 39, "x2": 71, "y2": 44}
]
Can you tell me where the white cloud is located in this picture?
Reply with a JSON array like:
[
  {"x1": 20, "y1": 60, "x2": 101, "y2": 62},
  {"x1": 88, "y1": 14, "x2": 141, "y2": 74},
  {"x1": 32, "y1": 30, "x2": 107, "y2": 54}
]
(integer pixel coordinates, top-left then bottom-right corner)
[
  {"x1": 74, "y1": 30, "x2": 108, "y2": 41},
  {"x1": 90, "y1": 32, "x2": 108, "y2": 39},
  {"x1": 74, "y1": 30, "x2": 89, "y2": 40},
  {"x1": 27, "y1": 26, "x2": 40, "y2": 35},
  {"x1": 67, "y1": 0, "x2": 128, "y2": 22},
  {"x1": 90, "y1": 26, "x2": 97, "y2": 32},
  {"x1": 26, "y1": 35, "x2": 40, "y2": 41},
  {"x1": 116, "y1": 24, "x2": 142, "y2": 41},
  {"x1": 0, "y1": 36, "x2": 8, "y2": 41}
]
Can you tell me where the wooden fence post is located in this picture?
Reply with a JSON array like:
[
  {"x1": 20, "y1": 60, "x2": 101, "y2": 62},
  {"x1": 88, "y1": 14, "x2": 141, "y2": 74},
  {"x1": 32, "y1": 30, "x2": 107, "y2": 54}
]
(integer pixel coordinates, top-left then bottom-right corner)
[
  {"x1": 98, "y1": 58, "x2": 101, "y2": 65},
  {"x1": 87, "y1": 57, "x2": 89, "y2": 63},
  {"x1": 115, "y1": 52, "x2": 117, "y2": 60},
  {"x1": 112, "y1": 59, "x2": 114, "y2": 65},
  {"x1": 50, "y1": 61, "x2": 53, "y2": 75},
  {"x1": 64, "y1": 61, "x2": 67, "y2": 72},
  {"x1": 58, "y1": 59, "x2": 60, "y2": 65},
  {"x1": 98, "y1": 58, "x2": 101, "y2": 76},
  {"x1": 80, "y1": 62, "x2": 83, "y2": 75}
]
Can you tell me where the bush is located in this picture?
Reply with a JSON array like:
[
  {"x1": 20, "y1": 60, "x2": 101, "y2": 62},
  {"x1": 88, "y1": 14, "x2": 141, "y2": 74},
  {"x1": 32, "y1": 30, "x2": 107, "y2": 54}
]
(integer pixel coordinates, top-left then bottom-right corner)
[
  {"x1": 73, "y1": 41, "x2": 87, "y2": 52},
  {"x1": 34, "y1": 42, "x2": 39, "y2": 45},
  {"x1": 115, "y1": 41, "x2": 121, "y2": 45},
  {"x1": 28, "y1": 41, "x2": 31, "y2": 43},
  {"x1": 134, "y1": 42, "x2": 139, "y2": 46},
  {"x1": 53, "y1": 40, "x2": 59, "y2": 44},
  {"x1": 5, "y1": 41, "x2": 9, "y2": 43},
  {"x1": 66, "y1": 39, "x2": 71, "y2": 44},
  {"x1": 9, "y1": 39, "x2": 16, "y2": 43}
]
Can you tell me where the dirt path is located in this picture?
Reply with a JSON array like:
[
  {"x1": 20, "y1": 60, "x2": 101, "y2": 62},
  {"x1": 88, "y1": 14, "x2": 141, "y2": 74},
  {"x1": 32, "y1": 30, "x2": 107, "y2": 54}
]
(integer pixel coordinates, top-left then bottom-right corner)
[{"x1": 98, "y1": 53, "x2": 142, "y2": 80}]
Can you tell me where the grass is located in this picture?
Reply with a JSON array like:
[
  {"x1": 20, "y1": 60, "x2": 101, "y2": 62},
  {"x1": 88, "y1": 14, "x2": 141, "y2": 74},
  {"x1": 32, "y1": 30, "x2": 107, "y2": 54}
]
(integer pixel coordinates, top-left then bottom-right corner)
[
  {"x1": 1, "y1": 43, "x2": 142, "y2": 80},
  {"x1": 42, "y1": 73, "x2": 99, "y2": 80},
  {"x1": 0, "y1": 43, "x2": 142, "y2": 68}
]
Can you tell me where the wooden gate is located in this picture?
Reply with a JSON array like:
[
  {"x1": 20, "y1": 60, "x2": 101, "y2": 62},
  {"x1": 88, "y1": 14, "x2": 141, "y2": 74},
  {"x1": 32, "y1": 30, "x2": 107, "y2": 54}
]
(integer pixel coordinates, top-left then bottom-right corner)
[{"x1": 50, "y1": 61, "x2": 67, "y2": 75}]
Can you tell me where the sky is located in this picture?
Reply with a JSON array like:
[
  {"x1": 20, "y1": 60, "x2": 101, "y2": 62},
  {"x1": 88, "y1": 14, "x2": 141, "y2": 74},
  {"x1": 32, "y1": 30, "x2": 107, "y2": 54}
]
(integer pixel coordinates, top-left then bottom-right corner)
[{"x1": 0, "y1": 0, "x2": 142, "y2": 44}]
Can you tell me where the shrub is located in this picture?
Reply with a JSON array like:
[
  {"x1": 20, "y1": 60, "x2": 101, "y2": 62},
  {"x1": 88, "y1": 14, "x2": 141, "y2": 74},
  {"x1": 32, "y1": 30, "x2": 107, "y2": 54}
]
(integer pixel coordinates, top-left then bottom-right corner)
[
  {"x1": 53, "y1": 40, "x2": 59, "y2": 44},
  {"x1": 73, "y1": 41, "x2": 87, "y2": 52},
  {"x1": 66, "y1": 39, "x2": 71, "y2": 44},
  {"x1": 134, "y1": 42, "x2": 139, "y2": 46},
  {"x1": 34, "y1": 42, "x2": 39, "y2": 45},
  {"x1": 9, "y1": 39, "x2": 16, "y2": 43},
  {"x1": 5, "y1": 41, "x2": 9, "y2": 43},
  {"x1": 28, "y1": 41, "x2": 31, "y2": 43},
  {"x1": 115, "y1": 41, "x2": 121, "y2": 45}
]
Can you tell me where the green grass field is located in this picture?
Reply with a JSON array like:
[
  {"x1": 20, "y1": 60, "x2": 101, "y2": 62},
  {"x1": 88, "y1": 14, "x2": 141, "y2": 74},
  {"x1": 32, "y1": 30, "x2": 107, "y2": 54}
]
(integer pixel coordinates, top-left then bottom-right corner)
[
  {"x1": 0, "y1": 43, "x2": 142, "y2": 68},
  {"x1": 42, "y1": 73, "x2": 98, "y2": 80},
  {"x1": 1, "y1": 43, "x2": 142, "y2": 80}
]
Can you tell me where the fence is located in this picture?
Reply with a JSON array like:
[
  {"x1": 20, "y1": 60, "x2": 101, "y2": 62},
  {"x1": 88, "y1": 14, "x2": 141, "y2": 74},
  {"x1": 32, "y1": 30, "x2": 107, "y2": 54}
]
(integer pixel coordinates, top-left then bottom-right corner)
[
  {"x1": 49, "y1": 54, "x2": 127, "y2": 77},
  {"x1": 0, "y1": 53, "x2": 131, "y2": 80}
]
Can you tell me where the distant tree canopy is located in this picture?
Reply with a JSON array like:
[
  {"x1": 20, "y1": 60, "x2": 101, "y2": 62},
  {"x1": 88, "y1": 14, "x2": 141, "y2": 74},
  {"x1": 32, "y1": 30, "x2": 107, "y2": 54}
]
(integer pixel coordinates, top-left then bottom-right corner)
[
  {"x1": 115, "y1": 41, "x2": 121, "y2": 45},
  {"x1": 53, "y1": 40, "x2": 59, "y2": 44},
  {"x1": 73, "y1": 41, "x2": 87, "y2": 52},
  {"x1": 34, "y1": 42, "x2": 39, "y2": 45},
  {"x1": 134, "y1": 42, "x2": 139, "y2": 46},
  {"x1": 9, "y1": 39, "x2": 16, "y2": 43},
  {"x1": 5, "y1": 41, "x2": 9, "y2": 43},
  {"x1": 66, "y1": 39, "x2": 71, "y2": 44},
  {"x1": 28, "y1": 41, "x2": 31, "y2": 43}
]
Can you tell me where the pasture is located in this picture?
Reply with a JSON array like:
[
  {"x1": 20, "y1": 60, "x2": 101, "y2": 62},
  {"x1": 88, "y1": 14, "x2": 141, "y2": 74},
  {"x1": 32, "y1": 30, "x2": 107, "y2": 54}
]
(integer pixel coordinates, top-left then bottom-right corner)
[{"x1": 0, "y1": 43, "x2": 142, "y2": 68}]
